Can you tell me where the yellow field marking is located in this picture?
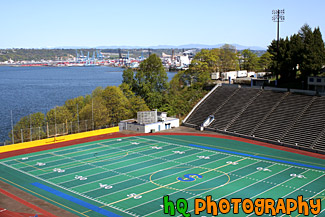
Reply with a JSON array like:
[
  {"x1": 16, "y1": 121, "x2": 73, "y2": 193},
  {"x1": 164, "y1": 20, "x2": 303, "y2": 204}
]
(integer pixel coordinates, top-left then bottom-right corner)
[
  {"x1": 152, "y1": 136, "x2": 325, "y2": 168},
  {"x1": 150, "y1": 167, "x2": 230, "y2": 191},
  {"x1": 82, "y1": 209, "x2": 92, "y2": 214},
  {"x1": 149, "y1": 157, "x2": 246, "y2": 191},
  {"x1": 0, "y1": 177, "x2": 89, "y2": 217},
  {"x1": 82, "y1": 155, "x2": 237, "y2": 213},
  {"x1": 107, "y1": 158, "x2": 247, "y2": 206}
]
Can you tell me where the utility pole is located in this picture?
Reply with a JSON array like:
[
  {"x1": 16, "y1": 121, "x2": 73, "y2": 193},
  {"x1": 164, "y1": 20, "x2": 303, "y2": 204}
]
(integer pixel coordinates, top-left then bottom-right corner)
[
  {"x1": 272, "y1": 9, "x2": 285, "y2": 85},
  {"x1": 55, "y1": 107, "x2": 57, "y2": 137},
  {"x1": 10, "y1": 110, "x2": 14, "y2": 144},
  {"x1": 92, "y1": 98, "x2": 94, "y2": 130},
  {"x1": 30, "y1": 114, "x2": 32, "y2": 141},
  {"x1": 77, "y1": 104, "x2": 80, "y2": 133}
]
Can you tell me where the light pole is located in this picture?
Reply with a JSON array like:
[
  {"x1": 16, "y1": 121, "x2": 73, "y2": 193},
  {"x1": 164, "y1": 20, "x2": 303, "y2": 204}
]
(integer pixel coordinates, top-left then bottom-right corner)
[
  {"x1": 10, "y1": 110, "x2": 14, "y2": 144},
  {"x1": 272, "y1": 9, "x2": 285, "y2": 84}
]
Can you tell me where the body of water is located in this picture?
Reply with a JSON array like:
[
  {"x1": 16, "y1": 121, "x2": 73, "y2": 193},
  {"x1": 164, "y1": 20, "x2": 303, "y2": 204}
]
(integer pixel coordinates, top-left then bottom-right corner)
[{"x1": 0, "y1": 66, "x2": 176, "y2": 143}]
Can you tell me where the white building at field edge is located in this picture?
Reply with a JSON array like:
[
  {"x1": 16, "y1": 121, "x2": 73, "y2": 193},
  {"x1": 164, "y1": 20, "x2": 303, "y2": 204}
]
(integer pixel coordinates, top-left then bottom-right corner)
[{"x1": 119, "y1": 110, "x2": 179, "y2": 133}]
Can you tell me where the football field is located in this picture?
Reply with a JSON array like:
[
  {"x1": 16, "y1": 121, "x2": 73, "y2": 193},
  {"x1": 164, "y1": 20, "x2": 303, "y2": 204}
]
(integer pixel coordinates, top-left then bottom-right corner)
[{"x1": 0, "y1": 135, "x2": 324, "y2": 217}]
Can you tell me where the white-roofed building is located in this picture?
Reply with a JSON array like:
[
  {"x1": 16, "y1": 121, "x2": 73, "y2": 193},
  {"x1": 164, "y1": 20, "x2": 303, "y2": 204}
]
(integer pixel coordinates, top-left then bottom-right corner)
[{"x1": 119, "y1": 110, "x2": 179, "y2": 133}]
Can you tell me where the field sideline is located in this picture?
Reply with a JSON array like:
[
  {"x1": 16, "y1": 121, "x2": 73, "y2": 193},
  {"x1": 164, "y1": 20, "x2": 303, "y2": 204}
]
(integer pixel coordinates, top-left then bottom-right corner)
[{"x1": 0, "y1": 134, "x2": 324, "y2": 217}]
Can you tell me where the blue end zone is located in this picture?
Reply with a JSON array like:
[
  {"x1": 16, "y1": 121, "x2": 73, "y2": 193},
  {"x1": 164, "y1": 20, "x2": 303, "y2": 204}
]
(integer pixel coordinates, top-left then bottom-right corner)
[
  {"x1": 189, "y1": 144, "x2": 325, "y2": 171},
  {"x1": 31, "y1": 182, "x2": 122, "y2": 217}
]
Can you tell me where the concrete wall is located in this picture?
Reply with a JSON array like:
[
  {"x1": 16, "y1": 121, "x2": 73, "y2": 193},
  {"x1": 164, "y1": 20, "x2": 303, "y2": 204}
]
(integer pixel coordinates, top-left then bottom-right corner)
[
  {"x1": 120, "y1": 118, "x2": 179, "y2": 133},
  {"x1": 144, "y1": 119, "x2": 179, "y2": 133},
  {"x1": 126, "y1": 123, "x2": 145, "y2": 133}
]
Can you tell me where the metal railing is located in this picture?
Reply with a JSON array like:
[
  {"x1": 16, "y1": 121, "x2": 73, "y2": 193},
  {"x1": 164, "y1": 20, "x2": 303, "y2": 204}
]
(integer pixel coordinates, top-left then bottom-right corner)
[{"x1": 4, "y1": 119, "x2": 117, "y2": 146}]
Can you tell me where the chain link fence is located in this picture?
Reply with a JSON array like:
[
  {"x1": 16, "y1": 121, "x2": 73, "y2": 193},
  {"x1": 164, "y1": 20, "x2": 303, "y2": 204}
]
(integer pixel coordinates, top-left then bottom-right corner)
[{"x1": 4, "y1": 119, "x2": 117, "y2": 145}]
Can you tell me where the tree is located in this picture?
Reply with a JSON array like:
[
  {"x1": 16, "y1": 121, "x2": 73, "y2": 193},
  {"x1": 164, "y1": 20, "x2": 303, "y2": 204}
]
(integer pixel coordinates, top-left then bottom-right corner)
[
  {"x1": 186, "y1": 49, "x2": 218, "y2": 87},
  {"x1": 129, "y1": 96, "x2": 150, "y2": 117},
  {"x1": 122, "y1": 68, "x2": 135, "y2": 87},
  {"x1": 119, "y1": 83, "x2": 149, "y2": 117},
  {"x1": 258, "y1": 51, "x2": 272, "y2": 72},
  {"x1": 299, "y1": 25, "x2": 325, "y2": 78},
  {"x1": 241, "y1": 49, "x2": 258, "y2": 72},
  {"x1": 133, "y1": 54, "x2": 169, "y2": 109},
  {"x1": 46, "y1": 106, "x2": 73, "y2": 125},
  {"x1": 312, "y1": 27, "x2": 325, "y2": 75},
  {"x1": 64, "y1": 96, "x2": 87, "y2": 121},
  {"x1": 102, "y1": 86, "x2": 131, "y2": 124},
  {"x1": 219, "y1": 44, "x2": 239, "y2": 72},
  {"x1": 91, "y1": 86, "x2": 104, "y2": 98},
  {"x1": 161, "y1": 86, "x2": 207, "y2": 117},
  {"x1": 10, "y1": 112, "x2": 46, "y2": 142},
  {"x1": 79, "y1": 96, "x2": 111, "y2": 129},
  {"x1": 169, "y1": 70, "x2": 187, "y2": 92},
  {"x1": 299, "y1": 24, "x2": 316, "y2": 79},
  {"x1": 268, "y1": 24, "x2": 325, "y2": 85},
  {"x1": 268, "y1": 37, "x2": 298, "y2": 82}
]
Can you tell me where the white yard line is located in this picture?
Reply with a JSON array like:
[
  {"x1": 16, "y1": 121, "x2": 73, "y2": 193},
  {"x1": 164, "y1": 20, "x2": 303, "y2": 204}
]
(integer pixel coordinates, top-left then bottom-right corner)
[
  {"x1": 16, "y1": 139, "x2": 155, "y2": 171},
  {"x1": 45, "y1": 147, "x2": 172, "y2": 180},
  {"x1": 79, "y1": 150, "x2": 218, "y2": 193},
  {"x1": 178, "y1": 165, "x2": 293, "y2": 217},
  {"x1": 140, "y1": 136, "x2": 325, "y2": 173},
  {"x1": 143, "y1": 162, "x2": 278, "y2": 217},
  {"x1": 0, "y1": 161, "x2": 140, "y2": 217},
  {"x1": 58, "y1": 147, "x2": 199, "y2": 185},
  {"x1": 129, "y1": 160, "x2": 260, "y2": 213},
  {"x1": 2, "y1": 137, "x2": 138, "y2": 164},
  {"x1": 277, "y1": 184, "x2": 325, "y2": 217},
  {"x1": 245, "y1": 170, "x2": 323, "y2": 217},
  {"x1": 96, "y1": 155, "x2": 238, "y2": 199}
]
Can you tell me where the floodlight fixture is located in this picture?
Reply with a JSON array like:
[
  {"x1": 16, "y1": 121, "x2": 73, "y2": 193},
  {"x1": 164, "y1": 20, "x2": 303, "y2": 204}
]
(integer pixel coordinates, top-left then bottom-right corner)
[{"x1": 272, "y1": 9, "x2": 285, "y2": 83}]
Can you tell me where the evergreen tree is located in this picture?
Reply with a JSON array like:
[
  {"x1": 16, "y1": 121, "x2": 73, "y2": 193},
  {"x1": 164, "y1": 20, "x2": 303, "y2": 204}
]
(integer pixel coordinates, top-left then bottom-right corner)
[
  {"x1": 297, "y1": 24, "x2": 325, "y2": 79},
  {"x1": 268, "y1": 24, "x2": 325, "y2": 84}
]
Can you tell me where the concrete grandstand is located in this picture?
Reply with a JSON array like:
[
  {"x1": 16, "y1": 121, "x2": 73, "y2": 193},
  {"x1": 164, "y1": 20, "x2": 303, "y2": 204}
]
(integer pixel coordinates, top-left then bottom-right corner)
[{"x1": 183, "y1": 84, "x2": 325, "y2": 154}]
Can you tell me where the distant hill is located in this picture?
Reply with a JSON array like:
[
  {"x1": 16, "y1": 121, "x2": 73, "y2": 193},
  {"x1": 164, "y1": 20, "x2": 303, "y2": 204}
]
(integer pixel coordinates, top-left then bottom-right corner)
[
  {"x1": 56, "y1": 44, "x2": 266, "y2": 51},
  {"x1": 153, "y1": 44, "x2": 265, "y2": 50}
]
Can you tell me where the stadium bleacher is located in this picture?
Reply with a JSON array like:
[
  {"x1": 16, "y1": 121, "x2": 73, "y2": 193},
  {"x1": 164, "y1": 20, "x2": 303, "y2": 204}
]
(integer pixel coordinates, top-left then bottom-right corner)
[{"x1": 183, "y1": 85, "x2": 325, "y2": 154}]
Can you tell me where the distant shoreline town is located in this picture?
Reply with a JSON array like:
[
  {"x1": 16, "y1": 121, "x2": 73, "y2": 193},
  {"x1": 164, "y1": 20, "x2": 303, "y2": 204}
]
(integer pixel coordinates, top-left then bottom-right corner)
[
  {"x1": 0, "y1": 48, "x2": 196, "y2": 71},
  {"x1": 0, "y1": 46, "x2": 266, "y2": 70}
]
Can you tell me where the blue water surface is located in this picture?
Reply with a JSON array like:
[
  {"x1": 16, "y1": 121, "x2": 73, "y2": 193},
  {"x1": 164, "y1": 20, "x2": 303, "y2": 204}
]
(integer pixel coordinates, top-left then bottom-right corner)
[{"x1": 0, "y1": 66, "x2": 176, "y2": 142}]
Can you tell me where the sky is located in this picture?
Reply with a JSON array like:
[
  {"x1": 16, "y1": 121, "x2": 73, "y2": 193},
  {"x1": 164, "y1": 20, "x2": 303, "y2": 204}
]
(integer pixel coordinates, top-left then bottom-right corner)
[{"x1": 0, "y1": 0, "x2": 324, "y2": 49}]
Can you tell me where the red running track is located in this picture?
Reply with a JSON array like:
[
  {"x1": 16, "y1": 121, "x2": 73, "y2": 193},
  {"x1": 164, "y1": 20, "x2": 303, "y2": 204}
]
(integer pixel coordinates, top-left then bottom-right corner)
[{"x1": 0, "y1": 188, "x2": 57, "y2": 217}]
